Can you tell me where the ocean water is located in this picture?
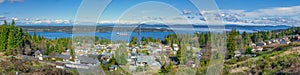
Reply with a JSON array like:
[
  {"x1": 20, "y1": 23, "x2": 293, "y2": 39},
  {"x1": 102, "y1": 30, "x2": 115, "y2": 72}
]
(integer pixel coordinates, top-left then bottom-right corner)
[
  {"x1": 28, "y1": 25, "x2": 292, "y2": 40},
  {"x1": 28, "y1": 32, "x2": 176, "y2": 40}
]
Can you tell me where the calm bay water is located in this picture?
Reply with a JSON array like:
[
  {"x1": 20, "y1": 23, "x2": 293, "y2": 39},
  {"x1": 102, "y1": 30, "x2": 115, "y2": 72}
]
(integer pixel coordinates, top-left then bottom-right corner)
[{"x1": 28, "y1": 25, "x2": 292, "y2": 40}]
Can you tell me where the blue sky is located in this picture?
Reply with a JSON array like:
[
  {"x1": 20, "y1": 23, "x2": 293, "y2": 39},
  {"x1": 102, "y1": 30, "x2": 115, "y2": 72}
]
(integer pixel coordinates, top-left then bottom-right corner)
[{"x1": 0, "y1": 0, "x2": 300, "y2": 25}]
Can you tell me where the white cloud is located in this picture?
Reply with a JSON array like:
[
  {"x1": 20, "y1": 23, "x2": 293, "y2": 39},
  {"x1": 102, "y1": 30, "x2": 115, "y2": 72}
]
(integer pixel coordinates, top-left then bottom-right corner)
[
  {"x1": 245, "y1": 5, "x2": 300, "y2": 17},
  {"x1": 0, "y1": 0, "x2": 24, "y2": 3},
  {"x1": 4, "y1": 5, "x2": 300, "y2": 25},
  {"x1": 9, "y1": 0, "x2": 24, "y2": 3},
  {"x1": 0, "y1": 16, "x2": 5, "y2": 19},
  {"x1": 182, "y1": 10, "x2": 193, "y2": 14}
]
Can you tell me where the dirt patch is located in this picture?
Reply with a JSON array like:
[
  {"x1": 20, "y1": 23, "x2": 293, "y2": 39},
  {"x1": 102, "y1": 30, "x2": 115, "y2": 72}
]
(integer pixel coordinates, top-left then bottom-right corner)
[{"x1": 229, "y1": 67, "x2": 249, "y2": 73}]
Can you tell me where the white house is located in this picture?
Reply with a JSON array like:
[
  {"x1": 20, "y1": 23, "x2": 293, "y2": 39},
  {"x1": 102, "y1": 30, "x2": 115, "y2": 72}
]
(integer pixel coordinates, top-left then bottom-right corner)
[
  {"x1": 234, "y1": 50, "x2": 242, "y2": 57},
  {"x1": 252, "y1": 46, "x2": 263, "y2": 52},
  {"x1": 34, "y1": 50, "x2": 43, "y2": 60},
  {"x1": 109, "y1": 65, "x2": 118, "y2": 71}
]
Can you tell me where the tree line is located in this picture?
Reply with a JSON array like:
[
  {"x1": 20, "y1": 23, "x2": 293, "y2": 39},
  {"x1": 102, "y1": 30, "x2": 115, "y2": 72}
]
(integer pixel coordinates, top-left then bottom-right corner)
[{"x1": 0, "y1": 20, "x2": 73, "y2": 56}]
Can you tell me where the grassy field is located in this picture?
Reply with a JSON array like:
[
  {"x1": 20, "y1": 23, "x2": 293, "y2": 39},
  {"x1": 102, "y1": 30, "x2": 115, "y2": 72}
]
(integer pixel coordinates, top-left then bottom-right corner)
[{"x1": 223, "y1": 43, "x2": 300, "y2": 75}]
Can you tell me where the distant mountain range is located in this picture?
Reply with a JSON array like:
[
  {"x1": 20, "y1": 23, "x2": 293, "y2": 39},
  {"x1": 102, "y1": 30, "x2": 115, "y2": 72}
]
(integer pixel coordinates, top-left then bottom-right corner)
[
  {"x1": 19, "y1": 24, "x2": 292, "y2": 33},
  {"x1": 2, "y1": 9, "x2": 300, "y2": 26}
]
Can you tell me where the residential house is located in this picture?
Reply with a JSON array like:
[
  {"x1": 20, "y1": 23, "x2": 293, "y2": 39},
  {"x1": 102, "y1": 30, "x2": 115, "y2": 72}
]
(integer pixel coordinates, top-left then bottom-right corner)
[
  {"x1": 196, "y1": 50, "x2": 203, "y2": 61},
  {"x1": 292, "y1": 34, "x2": 300, "y2": 42},
  {"x1": 136, "y1": 56, "x2": 161, "y2": 67},
  {"x1": 109, "y1": 65, "x2": 118, "y2": 71},
  {"x1": 64, "y1": 56, "x2": 99, "y2": 69},
  {"x1": 98, "y1": 54, "x2": 112, "y2": 64},
  {"x1": 131, "y1": 47, "x2": 138, "y2": 54},
  {"x1": 55, "y1": 62, "x2": 66, "y2": 69},
  {"x1": 163, "y1": 46, "x2": 173, "y2": 55},
  {"x1": 172, "y1": 44, "x2": 179, "y2": 51},
  {"x1": 280, "y1": 37, "x2": 291, "y2": 44},
  {"x1": 250, "y1": 42, "x2": 256, "y2": 48},
  {"x1": 256, "y1": 42, "x2": 266, "y2": 46},
  {"x1": 34, "y1": 50, "x2": 43, "y2": 60},
  {"x1": 266, "y1": 40, "x2": 272, "y2": 45},
  {"x1": 252, "y1": 46, "x2": 263, "y2": 52},
  {"x1": 78, "y1": 56, "x2": 99, "y2": 66},
  {"x1": 270, "y1": 39, "x2": 279, "y2": 43},
  {"x1": 234, "y1": 50, "x2": 242, "y2": 57},
  {"x1": 54, "y1": 54, "x2": 71, "y2": 62},
  {"x1": 95, "y1": 45, "x2": 105, "y2": 50}
]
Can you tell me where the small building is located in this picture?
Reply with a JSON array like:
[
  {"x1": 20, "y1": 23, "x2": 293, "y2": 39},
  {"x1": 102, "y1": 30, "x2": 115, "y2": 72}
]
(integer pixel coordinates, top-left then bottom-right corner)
[
  {"x1": 55, "y1": 62, "x2": 66, "y2": 69},
  {"x1": 54, "y1": 54, "x2": 71, "y2": 62},
  {"x1": 109, "y1": 65, "x2": 118, "y2": 71},
  {"x1": 234, "y1": 50, "x2": 242, "y2": 57},
  {"x1": 266, "y1": 41, "x2": 272, "y2": 45},
  {"x1": 34, "y1": 50, "x2": 43, "y2": 60},
  {"x1": 164, "y1": 45, "x2": 172, "y2": 51},
  {"x1": 131, "y1": 47, "x2": 139, "y2": 54},
  {"x1": 250, "y1": 43, "x2": 256, "y2": 48},
  {"x1": 173, "y1": 46, "x2": 179, "y2": 51},
  {"x1": 293, "y1": 34, "x2": 300, "y2": 42},
  {"x1": 256, "y1": 42, "x2": 266, "y2": 46},
  {"x1": 196, "y1": 50, "x2": 203, "y2": 61},
  {"x1": 270, "y1": 39, "x2": 279, "y2": 43},
  {"x1": 78, "y1": 56, "x2": 99, "y2": 66},
  {"x1": 252, "y1": 46, "x2": 263, "y2": 52},
  {"x1": 98, "y1": 54, "x2": 111, "y2": 64},
  {"x1": 136, "y1": 56, "x2": 161, "y2": 67},
  {"x1": 280, "y1": 37, "x2": 291, "y2": 44},
  {"x1": 99, "y1": 45, "x2": 106, "y2": 50}
]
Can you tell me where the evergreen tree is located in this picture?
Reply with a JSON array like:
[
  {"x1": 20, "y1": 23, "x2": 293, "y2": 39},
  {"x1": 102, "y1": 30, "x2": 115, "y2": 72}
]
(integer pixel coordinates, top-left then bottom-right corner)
[
  {"x1": 227, "y1": 29, "x2": 237, "y2": 59},
  {"x1": 115, "y1": 43, "x2": 128, "y2": 65},
  {"x1": 0, "y1": 26, "x2": 9, "y2": 51},
  {"x1": 177, "y1": 41, "x2": 187, "y2": 64},
  {"x1": 45, "y1": 42, "x2": 51, "y2": 55},
  {"x1": 12, "y1": 20, "x2": 15, "y2": 26},
  {"x1": 242, "y1": 31, "x2": 251, "y2": 48},
  {"x1": 130, "y1": 36, "x2": 138, "y2": 46},
  {"x1": 3, "y1": 20, "x2": 7, "y2": 25},
  {"x1": 32, "y1": 32, "x2": 37, "y2": 42},
  {"x1": 245, "y1": 47, "x2": 252, "y2": 54},
  {"x1": 6, "y1": 27, "x2": 16, "y2": 55}
]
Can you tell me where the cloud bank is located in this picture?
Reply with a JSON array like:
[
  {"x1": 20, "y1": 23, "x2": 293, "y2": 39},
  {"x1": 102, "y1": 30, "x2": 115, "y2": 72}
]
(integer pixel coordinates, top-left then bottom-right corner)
[{"x1": 1, "y1": 5, "x2": 300, "y2": 26}]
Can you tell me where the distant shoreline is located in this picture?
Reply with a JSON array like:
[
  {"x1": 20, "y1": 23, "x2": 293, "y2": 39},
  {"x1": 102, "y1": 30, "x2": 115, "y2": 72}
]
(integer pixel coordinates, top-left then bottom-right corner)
[{"x1": 19, "y1": 24, "x2": 292, "y2": 33}]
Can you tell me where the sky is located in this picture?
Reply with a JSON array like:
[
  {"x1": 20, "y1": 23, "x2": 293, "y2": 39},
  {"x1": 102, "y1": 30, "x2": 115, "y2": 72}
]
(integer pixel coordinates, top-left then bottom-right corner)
[{"x1": 0, "y1": 0, "x2": 300, "y2": 25}]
